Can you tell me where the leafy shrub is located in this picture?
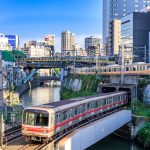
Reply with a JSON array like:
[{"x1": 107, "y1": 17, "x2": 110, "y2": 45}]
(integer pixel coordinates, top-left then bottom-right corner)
[{"x1": 137, "y1": 122, "x2": 150, "y2": 148}]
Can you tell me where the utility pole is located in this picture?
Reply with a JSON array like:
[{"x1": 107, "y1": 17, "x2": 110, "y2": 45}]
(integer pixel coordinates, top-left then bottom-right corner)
[
  {"x1": 144, "y1": 45, "x2": 147, "y2": 63},
  {"x1": 119, "y1": 41, "x2": 125, "y2": 84},
  {"x1": 0, "y1": 114, "x2": 4, "y2": 149}
]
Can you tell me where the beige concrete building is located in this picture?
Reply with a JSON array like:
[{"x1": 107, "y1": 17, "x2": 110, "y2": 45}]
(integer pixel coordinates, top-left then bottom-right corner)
[
  {"x1": 29, "y1": 45, "x2": 49, "y2": 57},
  {"x1": 44, "y1": 35, "x2": 55, "y2": 56},
  {"x1": 109, "y1": 19, "x2": 121, "y2": 56},
  {"x1": 24, "y1": 40, "x2": 37, "y2": 48},
  {"x1": 29, "y1": 44, "x2": 50, "y2": 76},
  {"x1": 61, "y1": 31, "x2": 75, "y2": 56}
]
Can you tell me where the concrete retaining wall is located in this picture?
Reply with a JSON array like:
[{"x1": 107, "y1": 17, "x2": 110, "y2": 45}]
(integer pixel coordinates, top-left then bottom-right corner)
[
  {"x1": 62, "y1": 77, "x2": 82, "y2": 92},
  {"x1": 57, "y1": 110, "x2": 132, "y2": 150},
  {"x1": 15, "y1": 79, "x2": 41, "y2": 98}
]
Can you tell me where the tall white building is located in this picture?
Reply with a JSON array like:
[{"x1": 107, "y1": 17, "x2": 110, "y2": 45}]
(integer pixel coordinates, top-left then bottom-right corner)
[
  {"x1": 103, "y1": 0, "x2": 150, "y2": 55},
  {"x1": 61, "y1": 31, "x2": 75, "y2": 56}
]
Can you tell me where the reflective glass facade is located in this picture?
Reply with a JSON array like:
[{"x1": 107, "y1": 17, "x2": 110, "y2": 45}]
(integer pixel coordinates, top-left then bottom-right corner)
[
  {"x1": 103, "y1": 0, "x2": 150, "y2": 54},
  {"x1": 5, "y1": 34, "x2": 19, "y2": 49},
  {"x1": 121, "y1": 12, "x2": 150, "y2": 63}
]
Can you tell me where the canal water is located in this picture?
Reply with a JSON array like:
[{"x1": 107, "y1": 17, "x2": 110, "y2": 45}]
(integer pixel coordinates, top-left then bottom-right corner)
[
  {"x1": 20, "y1": 84, "x2": 60, "y2": 108},
  {"x1": 20, "y1": 83, "x2": 144, "y2": 150}
]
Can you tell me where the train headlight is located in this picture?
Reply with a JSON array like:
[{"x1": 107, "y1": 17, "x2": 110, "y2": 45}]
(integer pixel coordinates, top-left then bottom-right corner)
[
  {"x1": 22, "y1": 126, "x2": 26, "y2": 131},
  {"x1": 44, "y1": 129, "x2": 49, "y2": 133}
]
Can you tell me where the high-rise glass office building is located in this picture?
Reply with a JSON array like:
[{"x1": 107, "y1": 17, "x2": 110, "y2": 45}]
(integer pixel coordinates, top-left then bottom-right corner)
[{"x1": 103, "y1": 0, "x2": 150, "y2": 55}]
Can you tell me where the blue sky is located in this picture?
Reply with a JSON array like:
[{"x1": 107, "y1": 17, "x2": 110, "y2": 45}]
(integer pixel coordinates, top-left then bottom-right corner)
[{"x1": 0, "y1": 0, "x2": 102, "y2": 51}]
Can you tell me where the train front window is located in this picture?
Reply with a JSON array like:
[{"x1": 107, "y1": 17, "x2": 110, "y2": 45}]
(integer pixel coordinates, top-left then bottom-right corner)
[{"x1": 23, "y1": 110, "x2": 49, "y2": 127}]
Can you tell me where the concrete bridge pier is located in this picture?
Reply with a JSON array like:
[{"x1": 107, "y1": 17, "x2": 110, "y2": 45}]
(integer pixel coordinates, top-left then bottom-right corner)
[{"x1": 60, "y1": 68, "x2": 68, "y2": 82}]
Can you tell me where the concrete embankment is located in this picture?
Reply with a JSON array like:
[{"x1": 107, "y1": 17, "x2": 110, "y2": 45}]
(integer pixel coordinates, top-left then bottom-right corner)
[
  {"x1": 57, "y1": 110, "x2": 132, "y2": 150},
  {"x1": 15, "y1": 79, "x2": 41, "y2": 98},
  {"x1": 60, "y1": 75, "x2": 99, "y2": 100}
]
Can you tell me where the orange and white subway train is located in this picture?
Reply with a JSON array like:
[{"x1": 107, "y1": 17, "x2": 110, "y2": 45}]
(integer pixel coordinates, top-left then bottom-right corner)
[{"x1": 22, "y1": 91, "x2": 129, "y2": 142}]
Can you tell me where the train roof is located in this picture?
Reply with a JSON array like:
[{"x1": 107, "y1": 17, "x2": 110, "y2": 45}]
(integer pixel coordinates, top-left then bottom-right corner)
[
  {"x1": 31, "y1": 91, "x2": 126, "y2": 111},
  {"x1": 36, "y1": 100, "x2": 80, "y2": 109}
]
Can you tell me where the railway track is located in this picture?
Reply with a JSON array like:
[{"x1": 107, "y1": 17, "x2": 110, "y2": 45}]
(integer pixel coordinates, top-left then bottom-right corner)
[
  {"x1": 18, "y1": 142, "x2": 47, "y2": 150},
  {"x1": 3, "y1": 125, "x2": 22, "y2": 144},
  {"x1": 3, "y1": 125, "x2": 48, "y2": 150}
]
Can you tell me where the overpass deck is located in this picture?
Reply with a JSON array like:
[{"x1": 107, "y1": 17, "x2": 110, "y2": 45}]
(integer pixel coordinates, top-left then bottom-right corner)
[{"x1": 18, "y1": 56, "x2": 114, "y2": 68}]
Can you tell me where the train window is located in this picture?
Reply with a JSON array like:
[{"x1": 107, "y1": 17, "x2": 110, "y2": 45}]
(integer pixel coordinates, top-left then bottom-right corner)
[
  {"x1": 83, "y1": 105, "x2": 86, "y2": 112},
  {"x1": 115, "y1": 96, "x2": 117, "y2": 102},
  {"x1": 102, "y1": 100, "x2": 106, "y2": 106},
  {"x1": 140, "y1": 66, "x2": 142, "y2": 70},
  {"x1": 110, "y1": 97, "x2": 112, "y2": 104},
  {"x1": 92, "y1": 102, "x2": 96, "y2": 108},
  {"x1": 24, "y1": 112, "x2": 49, "y2": 127},
  {"x1": 87, "y1": 103, "x2": 91, "y2": 110},
  {"x1": 115, "y1": 96, "x2": 118, "y2": 103},
  {"x1": 68, "y1": 109, "x2": 73, "y2": 118},
  {"x1": 80, "y1": 105, "x2": 85, "y2": 113},
  {"x1": 126, "y1": 67, "x2": 129, "y2": 71},
  {"x1": 120, "y1": 95, "x2": 122, "y2": 100},
  {"x1": 75, "y1": 107, "x2": 79, "y2": 115},
  {"x1": 108, "y1": 98, "x2": 111, "y2": 104},
  {"x1": 106, "y1": 98, "x2": 109, "y2": 104},
  {"x1": 143, "y1": 66, "x2": 145, "y2": 70},
  {"x1": 98, "y1": 101, "x2": 101, "y2": 107},
  {"x1": 56, "y1": 113, "x2": 61, "y2": 123},
  {"x1": 124, "y1": 94, "x2": 126, "y2": 100},
  {"x1": 119, "y1": 95, "x2": 121, "y2": 100},
  {"x1": 63, "y1": 111, "x2": 68, "y2": 120},
  {"x1": 60, "y1": 113, "x2": 64, "y2": 121},
  {"x1": 96, "y1": 101, "x2": 99, "y2": 108}
]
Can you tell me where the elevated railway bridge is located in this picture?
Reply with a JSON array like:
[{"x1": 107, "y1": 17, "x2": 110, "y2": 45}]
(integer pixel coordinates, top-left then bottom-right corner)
[
  {"x1": 18, "y1": 56, "x2": 114, "y2": 69},
  {"x1": 70, "y1": 63, "x2": 150, "y2": 92},
  {"x1": 18, "y1": 56, "x2": 114, "y2": 82}
]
